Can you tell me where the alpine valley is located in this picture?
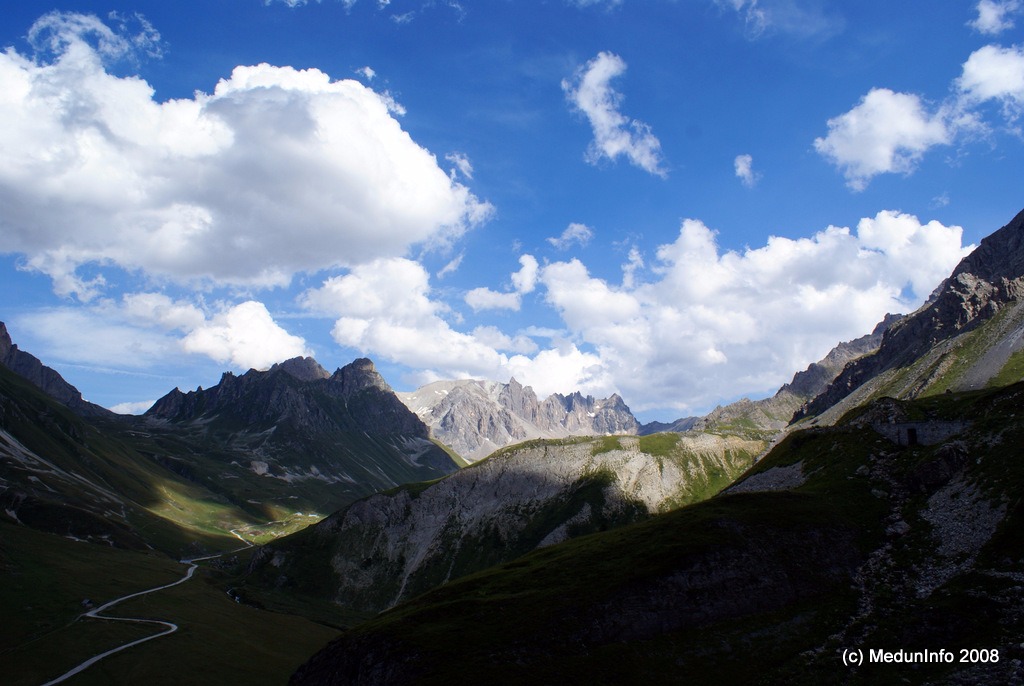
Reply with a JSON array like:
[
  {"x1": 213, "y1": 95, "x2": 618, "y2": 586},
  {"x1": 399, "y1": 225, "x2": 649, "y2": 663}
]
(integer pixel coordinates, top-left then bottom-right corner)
[{"x1": 4, "y1": 209, "x2": 1024, "y2": 685}]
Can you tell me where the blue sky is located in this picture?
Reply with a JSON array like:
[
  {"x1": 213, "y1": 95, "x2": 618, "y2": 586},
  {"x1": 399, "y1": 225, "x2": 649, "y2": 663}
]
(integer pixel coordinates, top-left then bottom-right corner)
[{"x1": 0, "y1": 1, "x2": 1022, "y2": 422}]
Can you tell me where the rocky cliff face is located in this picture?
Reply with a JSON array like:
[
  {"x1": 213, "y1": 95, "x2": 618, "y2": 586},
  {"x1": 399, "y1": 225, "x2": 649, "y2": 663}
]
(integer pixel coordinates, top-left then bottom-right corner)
[
  {"x1": 243, "y1": 431, "x2": 765, "y2": 619},
  {"x1": 0, "y1": 322, "x2": 111, "y2": 418},
  {"x1": 797, "y1": 208, "x2": 1024, "y2": 422},
  {"x1": 398, "y1": 378, "x2": 640, "y2": 462}
]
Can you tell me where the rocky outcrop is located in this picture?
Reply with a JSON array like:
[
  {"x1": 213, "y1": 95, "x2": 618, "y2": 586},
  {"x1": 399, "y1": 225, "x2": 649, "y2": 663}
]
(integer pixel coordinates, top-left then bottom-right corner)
[
  {"x1": 398, "y1": 378, "x2": 640, "y2": 462},
  {"x1": 245, "y1": 432, "x2": 764, "y2": 617}
]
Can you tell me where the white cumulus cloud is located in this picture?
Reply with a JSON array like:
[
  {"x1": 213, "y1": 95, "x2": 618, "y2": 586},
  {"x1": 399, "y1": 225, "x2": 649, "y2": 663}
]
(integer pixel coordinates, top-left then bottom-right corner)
[
  {"x1": 0, "y1": 12, "x2": 492, "y2": 300},
  {"x1": 813, "y1": 88, "x2": 951, "y2": 191},
  {"x1": 562, "y1": 52, "x2": 667, "y2": 177},
  {"x1": 816, "y1": 38, "x2": 1024, "y2": 189},
  {"x1": 182, "y1": 301, "x2": 313, "y2": 370},
  {"x1": 14, "y1": 293, "x2": 311, "y2": 373},
  {"x1": 957, "y1": 44, "x2": 1024, "y2": 115},
  {"x1": 299, "y1": 257, "x2": 609, "y2": 398}
]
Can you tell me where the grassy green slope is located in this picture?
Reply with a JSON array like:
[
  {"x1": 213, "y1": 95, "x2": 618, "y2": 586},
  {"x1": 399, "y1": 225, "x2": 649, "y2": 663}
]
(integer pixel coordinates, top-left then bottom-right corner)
[{"x1": 804, "y1": 300, "x2": 1024, "y2": 427}]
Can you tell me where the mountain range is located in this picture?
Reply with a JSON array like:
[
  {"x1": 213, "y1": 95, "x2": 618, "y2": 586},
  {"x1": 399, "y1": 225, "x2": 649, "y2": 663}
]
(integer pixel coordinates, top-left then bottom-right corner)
[
  {"x1": 4, "y1": 207, "x2": 1024, "y2": 685},
  {"x1": 397, "y1": 378, "x2": 639, "y2": 462},
  {"x1": 144, "y1": 356, "x2": 461, "y2": 508}
]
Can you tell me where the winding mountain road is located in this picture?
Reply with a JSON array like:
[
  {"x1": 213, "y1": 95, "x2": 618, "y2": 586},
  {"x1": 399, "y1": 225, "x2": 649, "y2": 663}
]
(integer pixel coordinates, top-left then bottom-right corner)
[{"x1": 39, "y1": 537, "x2": 250, "y2": 686}]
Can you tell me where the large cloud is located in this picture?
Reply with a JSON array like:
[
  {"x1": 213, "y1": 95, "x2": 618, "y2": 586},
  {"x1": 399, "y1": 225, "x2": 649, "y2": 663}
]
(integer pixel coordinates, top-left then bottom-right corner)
[
  {"x1": 562, "y1": 52, "x2": 667, "y2": 177},
  {"x1": 0, "y1": 12, "x2": 491, "y2": 299},
  {"x1": 181, "y1": 301, "x2": 313, "y2": 369},
  {"x1": 539, "y1": 212, "x2": 970, "y2": 412}
]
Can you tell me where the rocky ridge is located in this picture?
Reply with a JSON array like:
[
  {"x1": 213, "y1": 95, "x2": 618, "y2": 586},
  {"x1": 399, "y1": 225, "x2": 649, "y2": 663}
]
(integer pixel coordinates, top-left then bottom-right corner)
[
  {"x1": 682, "y1": 314, "x2": 900, "y2": 436},
  {"x1": 398, "y1": 377, "x2": 640, "y2": 462},
  {"x1": 0, "y1": 322, "x2": 111, "y2": 418},
  {"x1": 144, "y1": 357, "x2": 460, "y2": 503}
]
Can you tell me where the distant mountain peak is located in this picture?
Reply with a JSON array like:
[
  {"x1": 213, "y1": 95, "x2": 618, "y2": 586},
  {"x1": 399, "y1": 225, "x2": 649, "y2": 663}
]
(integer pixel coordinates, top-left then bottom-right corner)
[
  {"x1": 331, "y1": 357, "x2": 391, "y2": 395},
  {"x1": 398, "y1": 378, "x2": 640, "y2": 462}
]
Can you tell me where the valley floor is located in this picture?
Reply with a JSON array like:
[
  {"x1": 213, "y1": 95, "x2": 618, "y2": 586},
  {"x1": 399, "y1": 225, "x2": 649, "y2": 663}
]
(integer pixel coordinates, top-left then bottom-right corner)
[{"x1": 0, "y1": 522, "x2": 338, "y2": 686}]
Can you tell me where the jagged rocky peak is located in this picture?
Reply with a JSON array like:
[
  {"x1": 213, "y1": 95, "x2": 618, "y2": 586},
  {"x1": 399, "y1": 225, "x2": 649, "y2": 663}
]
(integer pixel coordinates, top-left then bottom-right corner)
[
  {"x1": 952, "y1": 207, "x2": 1024, "y2": 289},
  {"x1": 497, "y1": 376, "x2": 540, "y2": 421},
  {"x1": 331, "y1": 357, "x2": 391, "y2": 395},
  {"x1": 271, "y1": 356, "x2": 330, "y2": 382}
]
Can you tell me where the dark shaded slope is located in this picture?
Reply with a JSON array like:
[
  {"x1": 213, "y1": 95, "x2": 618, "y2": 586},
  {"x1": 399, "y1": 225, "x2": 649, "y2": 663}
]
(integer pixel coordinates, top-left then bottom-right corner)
[{"x1": 0, "y1": 364, "x2": 244, "y2": 553}]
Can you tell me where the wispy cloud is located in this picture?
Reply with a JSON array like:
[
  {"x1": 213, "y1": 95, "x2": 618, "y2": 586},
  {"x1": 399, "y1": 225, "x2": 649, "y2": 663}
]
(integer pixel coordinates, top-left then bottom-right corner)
[
  {"x1": 446, "y1": 152, "x2": 475, "y2": 180},
  {"x1": 562, "y1": 52, "x2": 667, "y2": 177},
  {"x1": 714, "y1": 0, "x2": 844, "y2": 40}
]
